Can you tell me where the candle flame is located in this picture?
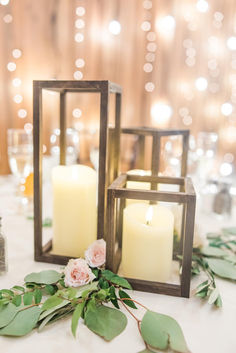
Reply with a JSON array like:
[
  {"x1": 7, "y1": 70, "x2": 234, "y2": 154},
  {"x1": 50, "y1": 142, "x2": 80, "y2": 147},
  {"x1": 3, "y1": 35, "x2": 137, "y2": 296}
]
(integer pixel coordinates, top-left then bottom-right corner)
[{"x1": 145, "y1": 206, "x2": 153, "y2": 225}]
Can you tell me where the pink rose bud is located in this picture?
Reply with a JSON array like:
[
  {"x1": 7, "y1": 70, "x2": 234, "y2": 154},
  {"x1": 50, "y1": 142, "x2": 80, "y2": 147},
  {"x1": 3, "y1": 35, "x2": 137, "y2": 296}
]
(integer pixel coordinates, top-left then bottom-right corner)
[
  {"x1": 64, "y1": 258, "x2": 96, "y2": 287},
  {"x1": 85, "y1": 239, "x2": 106, "y2": 268}
]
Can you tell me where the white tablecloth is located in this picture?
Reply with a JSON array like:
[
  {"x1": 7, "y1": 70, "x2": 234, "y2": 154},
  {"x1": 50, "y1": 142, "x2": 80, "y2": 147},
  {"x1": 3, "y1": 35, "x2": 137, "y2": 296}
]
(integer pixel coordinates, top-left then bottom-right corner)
[{"x1": 0, "y1": 176, "x2": 235, "y2": 353}]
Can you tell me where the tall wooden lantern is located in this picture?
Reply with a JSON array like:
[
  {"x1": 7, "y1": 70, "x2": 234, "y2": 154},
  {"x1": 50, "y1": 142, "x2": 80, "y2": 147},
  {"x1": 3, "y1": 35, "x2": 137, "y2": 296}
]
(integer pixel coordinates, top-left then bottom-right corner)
[
  {"x1": 106, "y1": 173, "x2": 196, "y2": 298},
  {"x1": 33, "y1": 80, "x2": 122, "y2": 265}
]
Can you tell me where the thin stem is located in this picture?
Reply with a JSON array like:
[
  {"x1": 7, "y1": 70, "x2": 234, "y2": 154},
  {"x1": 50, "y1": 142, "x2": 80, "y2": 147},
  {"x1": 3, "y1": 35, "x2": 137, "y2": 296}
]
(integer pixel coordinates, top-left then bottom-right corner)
[
  {"x1": 19, "y1": 303, "x2": 41, "y2": 312},
  {"x1": 119, "y1": 299, "x2": 140, "y2": 322},
  {"x1": 118, "y1": 297, "x2": 148, "y2": 310},
  {"x1": 119, "y1": 300, "x2": 148, "y2": 350}
]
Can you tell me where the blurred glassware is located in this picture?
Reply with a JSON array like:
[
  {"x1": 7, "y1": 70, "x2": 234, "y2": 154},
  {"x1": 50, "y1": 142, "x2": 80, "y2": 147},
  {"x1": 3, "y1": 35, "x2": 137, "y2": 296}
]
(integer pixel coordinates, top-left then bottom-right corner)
[
  {"x1": 195, "y1": 132, "x2": 218, "y2": 183},
  {"x1": 162, "y1": 135, "x2": 183, "y2": 176},
  {"x1": 50, "y1": 128, "x2": 80, "y2": 165},
  {"x1": 7, "y1": 128, "x2": 33, "y2": 212},
  {"x1": 213, "y1": 181, "x2": 232, "y2": 219}
]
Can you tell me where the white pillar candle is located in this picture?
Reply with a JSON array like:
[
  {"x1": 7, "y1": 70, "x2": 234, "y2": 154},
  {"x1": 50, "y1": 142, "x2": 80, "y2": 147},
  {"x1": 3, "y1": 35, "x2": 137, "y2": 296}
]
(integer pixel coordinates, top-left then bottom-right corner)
[
  {"x1": 126, "y1": 170, "x2": 153, "y2": 205},
  {"x1": 122, "y1": 203, "x2": 174, "y2": 282},
  {"x1": 52, "y1": 164, "x2": 97, "y2": 257}
]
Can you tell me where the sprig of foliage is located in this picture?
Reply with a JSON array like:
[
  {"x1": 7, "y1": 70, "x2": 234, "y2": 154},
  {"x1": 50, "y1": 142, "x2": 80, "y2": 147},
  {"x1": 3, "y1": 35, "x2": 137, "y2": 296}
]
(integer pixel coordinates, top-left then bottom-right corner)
[
  {"x1": 192, "y1": 227, "x2": 236, "y2": 307},
  {"x1": 0, "y1": 268, "x2": 190, "y2": 352}
]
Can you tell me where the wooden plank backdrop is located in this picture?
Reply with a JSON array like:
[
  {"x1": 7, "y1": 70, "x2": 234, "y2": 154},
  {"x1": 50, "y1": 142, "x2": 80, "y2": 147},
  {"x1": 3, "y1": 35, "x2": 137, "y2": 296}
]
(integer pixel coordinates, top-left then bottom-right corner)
[{"x1": 0, "y1": 0, "x2": 236, "y2": 174}]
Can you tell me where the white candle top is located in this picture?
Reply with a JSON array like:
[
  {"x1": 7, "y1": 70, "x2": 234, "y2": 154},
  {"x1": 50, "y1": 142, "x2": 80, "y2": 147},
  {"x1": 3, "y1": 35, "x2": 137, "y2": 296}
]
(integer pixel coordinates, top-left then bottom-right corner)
[{"x1": 52, "y1": 164, "x2": 97, "y2": 186}]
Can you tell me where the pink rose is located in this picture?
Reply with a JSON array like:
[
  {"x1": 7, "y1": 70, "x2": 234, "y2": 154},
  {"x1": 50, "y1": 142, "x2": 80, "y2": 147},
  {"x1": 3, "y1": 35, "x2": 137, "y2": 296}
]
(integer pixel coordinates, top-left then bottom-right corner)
[
  {"x1": 64, "y1": 258, "x2": 96, "y2": 287},
  {"x1": 85, "y1": 239, "x2": 106, "y2": 268}
]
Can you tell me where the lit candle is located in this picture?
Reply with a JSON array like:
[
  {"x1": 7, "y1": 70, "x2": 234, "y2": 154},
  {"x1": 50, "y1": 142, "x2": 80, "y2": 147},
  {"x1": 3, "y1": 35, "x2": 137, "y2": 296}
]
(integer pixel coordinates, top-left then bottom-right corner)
[
  {"x1": 52, "y1": 164, "x2": 97, "y2": 257},
  {"x1": 122, "y1": 203, "x2": 174, "y2": 282}
]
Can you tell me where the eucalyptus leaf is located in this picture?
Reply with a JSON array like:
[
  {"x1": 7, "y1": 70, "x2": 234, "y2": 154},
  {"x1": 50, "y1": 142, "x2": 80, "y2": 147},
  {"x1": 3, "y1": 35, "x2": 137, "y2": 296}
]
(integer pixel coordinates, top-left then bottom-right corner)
[
  {"x1": 75, "y1": 281, "x2": 98, "y2": 298},
  {"x1": 222, "y1": 227, "x2": 236, "y2": 235},
  {"x1": 207, "y1": 258, "x2": 236, "y2": 280},
  {"x1": 24, "y1": 270, "x2": 62, "y2": 285},
  {"x1": 208, "y1": 288, "x2": 219, "y2": 305},
  {"x1": 23, "y1": 292, "x2": 34, "y2": 305},
  {"x1": 12, "y1": 295, "x2": 22, "y2": 307},
  {"x1": 34, "y1": 289, "x2": 42, "y2": 304},
  {"x1": 84, "y1": 304, "x2": 127, "y2": 341},
  {"x1": 138, "y1": 350, "x2": 154, "y2": 353},
  {"x1": 119, "y1": 290, "x2": 137, "y2": 309},
  {"x1": 42, "y1": 295, "x2": 63, "y2": 311},
  {"x1": 71, "y1": 301, "x2": 85, "y2": 337},
  {"x1": 45, "y1": 284, "x2": 58, "y2": 295},
  {"x1": 0, "y1": 306, "x2": 41, "y2": 336},
  {"x1": 39, "y1": 300, "x2": 69, "y2": 320},
  {"x1": 224, "y1": 254, "x2": 236, "y2": 264},
  {"x1": 110, "y1": 276, "x2": 132, "y2": 290},
  {"x1": 141, "y1": 311, "x2": 189, "y2": 353},
  {"x1": 12, "y1": 286, "x2": 25, "y2": 293},
  {"x1": 201, "y1": 246, "x2": 227, "y2": 257},
  {"x1": 0, "y1": 303, "x2": 19, "y2": 328},
  {"x1": 38, "y1": 312, "x2": 57, "y2": 332}
]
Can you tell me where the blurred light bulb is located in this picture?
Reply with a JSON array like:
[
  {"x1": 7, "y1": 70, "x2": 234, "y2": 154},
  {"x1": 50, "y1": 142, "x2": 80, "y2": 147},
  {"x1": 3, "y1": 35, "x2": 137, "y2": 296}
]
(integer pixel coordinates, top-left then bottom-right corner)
[
  {"x1": 108, "y1": 20, "x2": 121, "y2": 35},
  {"x1": 156, "y1": 15, "x2": 176, "y2": 38},
  {"x1": 196, "y1": 0, "x2": 209, "y2": 13},
  {"x1": 12, "y1": 49, "x2": 22, "y2": 58},
  {"x1": 227, "y1": 37, "x2": 236, "y2": 51},
  {"x1": 195, "y1": 77, "x2": 208, "y2": 91},
  {"x1": 221, "y1": 102, "x2": 233, "y2": 116},
  {"x1": 73, "y1": 71, "x2": 83, "y2": 80},
  {"x1": 18, "y1": 109, "x2": 27, "y2": 118},
  {"x1": 12, "y1": 78, "x2": 21, "y2": 87},
  {"x1": 141, "y1": 21, "x2": 151, "y2": 32},
  {"x1": 151, "y1": 103, "x2": 172, "y2": 125},
  {"x1": 76, "y1": 7, "x2": 85, "y2": 16},
  {"x1": 145, "y1": 82, "x2": 155, "y2": 92},
  {"x1": 143, "y1": 0, "x2": 152, "y2": 10},
  {"x1": 220, "y1": 162, "x2": 233, "y2": 176},
  {"x1": 0, "y1": 0, "x2": 10, "y2": 5},
  {"x1": 13, "y1": 94, "x2": 23, "y2": 104},
  {"x1": 72, "y1": 108, "x2": 82, "y2": 118},
  {"x1": 7, "y1": 62, "x2": 16, "y2": 71},
  {"x1": 143, "y1": 63, "x2": 153, "y2": 72},
  {"x1": 24, "y1": 123, "x2": 33, "y2": 133},
  {"x1": 75, "y1": 19, "x2": 85, "y2": 29},
  {"x1": 75, "y1": 58, "x2": 85, "y2": 68},
  {"x1": 3, "y1": 14, "x2": 12, "y2": 23},
  {"x1": 74, "y1": 33, "x2": 84, "y2": 42}
]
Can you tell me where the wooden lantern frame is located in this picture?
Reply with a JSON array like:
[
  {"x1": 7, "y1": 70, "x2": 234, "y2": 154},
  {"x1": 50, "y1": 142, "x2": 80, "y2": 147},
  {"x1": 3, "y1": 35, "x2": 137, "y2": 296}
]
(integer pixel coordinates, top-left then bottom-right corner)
[
  {"x1": 106, "y1": 173, "x2": 196, "y2": 298},
  {"x1": 111, "y1": 127, "x2": 189, "y2": 177},
  {"x1": 33, "y1": 80, "x2": 122, "y2": 265}
]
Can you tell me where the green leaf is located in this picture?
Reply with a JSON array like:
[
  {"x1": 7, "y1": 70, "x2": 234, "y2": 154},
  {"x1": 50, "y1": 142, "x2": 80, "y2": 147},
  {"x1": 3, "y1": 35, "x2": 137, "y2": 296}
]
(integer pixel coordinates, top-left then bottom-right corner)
[
  {"x1": 222, "y1": 227, "x2": 236, "y2": 235},
  {"x1": 42, "y1": 295, "x2": 63, "y2": 311},
  {"x1": 207, "y1": 258, "x2": 236, "y2": 280},
  {"x1": 196, "y1": 280, "x2": 209, "y2": 291},
  {"x1": 215, "y1": 295, "x2": 222, "y2": 308},
  {"x1": 0, "y1": 306, "x2": 41, "y2": 336},
  {"x1": 109, "y1": 286, "x2": 119, "y2": 309},
  {"x1": 24, "y1": 270, "x2": 62, "y2": 285},
  {"x1": 208, "y1": 288, "x2": 219, "y2": 305},
  {"x1": 99, "y1": 278, "x2": 109, "y2": 289},
  {"x1": 12, "y1": 295, "x2": 22, "y2": 307},
  {"x1": 119, "y1": 290, "x2": 137, "y2": 309},
  {"x1": 42, "y1": 217, "x2": 52, "y2": 227},
  {"x1": 23, "y1": 292, "x2": 34, "y2": 305},
  {"x1": 84, "y1": 305, "x2": 127, "y2": 341},
  {"x1": 110, "y1": 275, "x2": 132, "y2": 290},
  {"x1": 92, "y1": 268, "x2": 99, "y2": 278},
  {"x1": 141, "y1": 311, "x2": 189, "y2": 353},
  {"x1": 138, "y1": 350, "x2": 154, "y2": 353},
  {"x1": 101, "y1": 270, "x2": 115, "y2": 281},
  {"x1": 224, "y1": 254, "x2": 236, "y2": 264},
  {"x1": 75, "y1": 281, "x2": 98, "y2": 298},
  {"x1": 206, "y1": 232, "x2": 221, "y2": 239},
  {"x1": 38, "y1": 312, "x2": 57, "y2": 332},
  {"x1": 34, "y1": 289, "x2": 42, "y2": 304},
  {"x1": 12, "y1": 286, "x2": 25, "y2": 293},
  {"x1": 201, "y1": 246, "x2": 227, "y2": 257},
  {"x1": 0, "y1": 289, "x2": 14, "y2": 297},
  {"x1": 67, "y1": 288, "x2": 77, "y2": 300},
  {"x1": 45, "y1": 284, "x2": 58, "y2": 295},
  {"x1": 39, "y1": 300, "x2": 69, "y2": 320},
  {"x1": 71, "y1": 301, "x2": 85, "y2": 338},
  {"x1": 0, "y1": 303, "x2": 19, "y2": 328}
]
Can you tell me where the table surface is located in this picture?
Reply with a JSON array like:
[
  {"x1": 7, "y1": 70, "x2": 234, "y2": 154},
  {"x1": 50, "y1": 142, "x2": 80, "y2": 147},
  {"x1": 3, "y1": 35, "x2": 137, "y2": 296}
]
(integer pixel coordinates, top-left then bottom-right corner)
[{"x1": 0, "y1": 176, "x2": 235, "y2": 353}]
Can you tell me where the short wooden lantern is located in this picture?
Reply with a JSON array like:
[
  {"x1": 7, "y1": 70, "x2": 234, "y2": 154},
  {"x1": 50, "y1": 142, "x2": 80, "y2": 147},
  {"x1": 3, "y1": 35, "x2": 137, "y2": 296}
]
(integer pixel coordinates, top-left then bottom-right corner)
[
  {"x1": 106, "y1": 173, "x2": 196, "y2": 298},
  {"x1": 33, "y1": 80, "x2": 122, "y2": 265},
  {"x1": 109, "y1": 127, "x2": 189, "y2": 176}
]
